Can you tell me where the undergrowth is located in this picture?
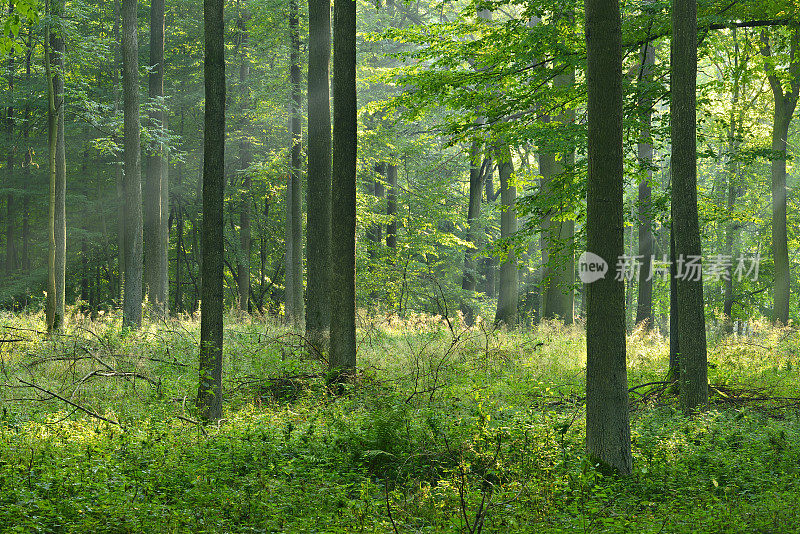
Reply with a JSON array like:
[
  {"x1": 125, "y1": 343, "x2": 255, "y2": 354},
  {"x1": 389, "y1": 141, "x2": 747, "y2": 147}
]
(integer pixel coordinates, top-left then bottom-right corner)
[{"x1": 0, "y1": 309, "x2": 799, "y2": 532}]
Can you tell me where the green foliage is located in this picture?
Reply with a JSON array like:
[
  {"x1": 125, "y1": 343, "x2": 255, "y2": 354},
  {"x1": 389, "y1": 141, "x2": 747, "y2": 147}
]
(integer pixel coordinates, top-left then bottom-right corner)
[{"x1": 1, "y1": 312, "x2": 800, "y2": 531}]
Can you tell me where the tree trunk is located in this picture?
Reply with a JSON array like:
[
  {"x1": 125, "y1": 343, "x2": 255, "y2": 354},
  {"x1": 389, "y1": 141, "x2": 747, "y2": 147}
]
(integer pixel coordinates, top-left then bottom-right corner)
[
  {"x1": 760, "y1": 29, "x2": 799, "y2": 325},
  {"x1": 21, "y1": 30, "x2": 30, "y2": 274},
  {"x1": 635, "y1": 42, "x2": 655, "y2": 327},
  {"x1": 286, "y1": 0, "x2": 305, "y2": 327},
  {"x1": 584, "y1": 0, "x2": 632, "y2": 475},
  {"x1": 6, "y1": 16, "x2": 16, "y2": 275},
  {"x1": 145, "y1": 0, "x2": 167, "y2": 315},
  {"x1": 121, "y1": 0, "x2": 143, "y2": 328},
  {"x1": 672, "y1": 0, "x2": 708, "y2": 412},
  {"x1": 329, "y1": 0, "x2": 357, "y2": 372},
  {"x1": 236, "y1": 14, "x2": 251, "y2": 312},
  {"x1": 44, "y1": 0, "x2": 57, "y2": 331},
  {"x1": 494, "y1": 145, "x2": 517, "y2": 327},
  {"x1": 197, "y1": 0, "x2": 226, "y2": 422},
  {"x1": 540, "y1": 46, "x2": 575, "y2": 325},
  {"x1": 723, "y1": 28, "x2": 742, "y2": 325},
  {"x1": 386, "y1": 162, "x2": 397, "y2": 248},
  {"x1": 482, "y1": 166, "x2": 496, "y2": 297},
  {"x1": 50, "y1": 0, "x2": 66, "y2": 328},
  {"x1": 306, "y1": 0, "x2": 332, "y2": 349},
  {"x1": 461, "y1": 140, "x2": 484, "y2": 292}
]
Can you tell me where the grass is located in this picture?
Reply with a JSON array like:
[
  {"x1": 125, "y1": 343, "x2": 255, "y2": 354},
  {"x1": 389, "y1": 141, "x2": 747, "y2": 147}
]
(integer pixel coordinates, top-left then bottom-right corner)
[{"x1": 0, "y1": 309, "x2": 799, "y2": 532}]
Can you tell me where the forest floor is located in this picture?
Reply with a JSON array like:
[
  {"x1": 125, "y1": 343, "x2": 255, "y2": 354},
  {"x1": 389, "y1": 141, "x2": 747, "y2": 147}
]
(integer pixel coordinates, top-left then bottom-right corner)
[{"x1": 1, "y1": 309, "x2": 800, "y2": 533}]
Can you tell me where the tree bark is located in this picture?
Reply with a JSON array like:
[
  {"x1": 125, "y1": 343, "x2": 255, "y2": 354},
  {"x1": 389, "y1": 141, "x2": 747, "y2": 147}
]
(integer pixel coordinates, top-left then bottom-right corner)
[
  {"x1": 672, "y1": 0, "x2": 708, "y2": 412},
  {"x1": 461, "y1": 140, "x2": 484, "y2": 292},
  {"x1": 45, "y1": 0, "x2": 57, "y2": 332},
  {"x1": 145, "y1": 0, "x2": 168, "y2": 315},
  {"x1": 494, "y1": 145, "x2": 517, "y2": 327},
  {"x1": 760, "y1": 28, "x2": 799, "y2": 325},
  {"x1": 6, "y1": 10, "x2": 16, "y2": 275},
  {"x1": 286, "y1": 0, "x2": 305, "y2": 327},
  {"x1": 723, "y1": 28, "x2": 742, "y2": 324},
  {"x1": 121, "y1": 0, "x2": 143, "y2": 328},
  {"x1": 236, "y1": 12, "x2": 251, "y2": 312},
  {"x1": 386, "y1": 162, "x2": 398, "y2": 248},
  {"x1": 635, "y1": 42, "x2": 655, "y2": 326},
  {"x1": 306, "y1": 0, "x2": 332, "y2": 349},
  {"x1": 585, "y1": 0, "x2": 632, "y2": 475},
  {"x1": 197, "y1": 0, "x2": 226, "y2": 422},
  {"x1": 329, "y1": 0, "x2": 357, "y2": 372}
]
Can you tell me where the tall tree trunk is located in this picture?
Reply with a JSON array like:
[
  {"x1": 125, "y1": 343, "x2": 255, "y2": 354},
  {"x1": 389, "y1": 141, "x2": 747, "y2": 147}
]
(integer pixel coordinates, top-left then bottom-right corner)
[
  {"x1": 306, "y1": 0, "x2": 332, "y2": 349},
  {"x1": 236, "y1": 13, "x2": 251, "y2": 312},
  {"x1": 197, "y1": 0, "x2": 226, "y2": 422},
  {"x1": 386, "y1": 162, "x2": 397, "y2": 248},
  {"x1": 145, "y1": 0, "x2": 167, "y2": 315},
  {"x1": 540, "y1": 37, "x2": 575, "y2": 325},
  {"x1": 672, "y1": 0, "x2": 708, "y2": 412},
  {"x1": 286, "y1": 0, "x2": 304, "y2": 327},
  {"x1": 723, "y1": 28, "x2": 742, "y2": 325},
  {"x1": 114, "y1": 0, "x2": 124, "y2": 301},
  {"x1": 6, "y1": 10, "x2": 16, "y2": 275},
  {"x1": 584, "y1": 0, "x2": 632, "y2": 475},
  {"x1": 461, "y1": 140, "x2": 484, "y2": 292},
  {"x1": 482, "y1": 166, "x2": 496, "y2": 297},
  {"x1": 635, "y1": 41, "x2": 655, "y2": 326},
  {"x1": 760, "y1": 28, "x2": 799, "y2": 325},
  {"x1": 494, "y1": 145, "x2": 517, "y2": 327},
  {"x1": 45, "y1": 0, "x2": 57, "y2": 332},
  {"x1": 329, "y1": 0, "x2": 357, "y2": 372},
  {"x1": 121, "y1": 0, "x2": 143, "y2": 328},
  {"x1": 21, "y1": 29, "x2": 31, "y2": 273}
]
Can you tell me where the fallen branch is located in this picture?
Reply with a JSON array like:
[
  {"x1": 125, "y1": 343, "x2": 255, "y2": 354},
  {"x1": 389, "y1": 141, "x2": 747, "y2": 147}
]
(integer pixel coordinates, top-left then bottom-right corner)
[{"x1": 17, "y1": 378, "x2": 120, "y2": 426}]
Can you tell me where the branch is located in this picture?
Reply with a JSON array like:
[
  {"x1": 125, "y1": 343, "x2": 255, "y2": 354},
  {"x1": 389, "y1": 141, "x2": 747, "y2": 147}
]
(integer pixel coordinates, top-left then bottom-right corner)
[{"x1": 18, "y1": 378, "x2": 120, "y2": 426}]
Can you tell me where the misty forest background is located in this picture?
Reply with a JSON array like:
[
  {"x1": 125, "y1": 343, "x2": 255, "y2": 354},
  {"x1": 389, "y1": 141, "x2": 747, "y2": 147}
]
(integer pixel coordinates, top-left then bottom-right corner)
[{"x1": 2, "y1": 0, "x2": 800, "y2": 531}]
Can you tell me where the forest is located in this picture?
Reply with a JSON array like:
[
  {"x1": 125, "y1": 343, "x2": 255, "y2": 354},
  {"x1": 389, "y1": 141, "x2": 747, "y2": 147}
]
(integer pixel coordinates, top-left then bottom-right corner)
[{"x1": 1, "y1": 0, "x2": 800, "y2": 530}]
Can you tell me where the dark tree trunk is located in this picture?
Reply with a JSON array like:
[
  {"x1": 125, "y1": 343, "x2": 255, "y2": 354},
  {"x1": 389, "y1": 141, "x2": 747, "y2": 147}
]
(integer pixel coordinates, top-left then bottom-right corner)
[
  {"x1": 635, "y1": 42, "x2": 655, "y2": 327},
  {"x1": 386, "y1": 162, "x2": 398, "y2": 248},
  {"x1": 306, "y1": 0, "x2": 332, "y2": 349},
  {"x1": 286, "y1": 0, "x2": 304, "y2": 326},
  {"x1": 21, "y1": 30, "x2": 31, "y2": 273},
  {"x1": 461, "y1": 140, "x2": 484, "y2": 292},
  {"x1": 197, "y1": 0, "x2": 226, "y2": 422},
  {"x1": 121, "y1": 0, "x2": 143, "y2": 328},
  {"x1": 494, "y1": 145, "x2": 517, "y2": 327},
  {"x1": 6, "y1": 13, "x2": 15, "y2": 275},
  {"x1": 760, "y1": 29, "x2": 799, "y2": 325},
  {"x1": 672, "y1": 0, "x2": 708, "y2": 412},
  {"x1": 145, "y1": 0, "x2": 167, "y2": 315},
  {"x1": 482, "y1": 165, "x2": 496, "y2": 297},
  {"x1": 584, "y1": 0, "x2": 632, "y2": 475},
  {"x1": 329, "y1": 0, "x2": 357, "y2": 372}
]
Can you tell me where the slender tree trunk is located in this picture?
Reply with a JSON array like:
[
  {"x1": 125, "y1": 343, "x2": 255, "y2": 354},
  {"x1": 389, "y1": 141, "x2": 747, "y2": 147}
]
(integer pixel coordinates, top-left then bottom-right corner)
[
  {"x1": 494, "y1": 145, "x2": 517, "y2": 327},
  {"x1": 51, "y1": 0, "x2": 66, "y2": 328},
  {"x1": 584, "y1": 0, "x2": 632, "y2": 475},
  {"x1": 540, "y1": 50, "x2": 575, "y2": 325},
  {"x1": 672, "y1": 0, "x2": 708, "y2": 412},
  {"x1": 45, "y1": 0, "x2": 57, "y2": 332},
  {"x1": 145, "y1": 0, "x2": 167, "y2": 315},
  {"x1": 386, "y1": 162, "x2": 398, "y2": 248},
  {"x1": 121, "y1": 0, "x2": 143, "y2": 328},
  {"x1": 197, "y1": 0, "x2": 226, "y2": 422},
  {"x1": 482, "y1": 166, "x2": 496, "y2": 297},
  {"x1": 236, "y1": 14, "x2": 251, "y2": 312},
  {"x1": 462, "y1": 140, "x2": 484, "y2": 292},
  {"x1": 723, "y1": 28, "x2": 742, "y2": 325},
  {"x1": 286, "y1": 0, "x2": 305, "y2": 327},
  {"x1": 636, "y1": 42, "x2": 655, "y2": 326},
  {"x1": 760, "y1": 29, "x2": 799, "y2": 325},
  {"x1": 329, "y1": 0, "x2": 357, "y2": 372},
  {"x1": 306, "y1": 0, "x2": 332, "y2": 349},
  {"x1": 6, "y1": 13, "x2": 16, "y2": 275},
  {"x1": 21, "y1": 30, "x2": 31, "y2": 273}
]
